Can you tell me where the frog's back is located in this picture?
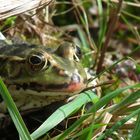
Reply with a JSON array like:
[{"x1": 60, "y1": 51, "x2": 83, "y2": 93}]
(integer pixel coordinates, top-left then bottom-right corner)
[
  {"x1": 0, "y1": 40, "x2": 61, "y2": 57},
  {"x1": 0, "y1": 40, "x2": 39, "y2": 57}
]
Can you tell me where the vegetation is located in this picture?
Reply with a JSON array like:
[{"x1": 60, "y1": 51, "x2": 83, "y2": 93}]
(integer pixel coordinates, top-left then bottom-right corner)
[{"x1": 0, "y1": 0, "x2": 140, "y2": 139}]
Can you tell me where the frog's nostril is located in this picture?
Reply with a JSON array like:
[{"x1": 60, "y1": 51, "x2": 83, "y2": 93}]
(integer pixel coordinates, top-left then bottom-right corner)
[{"x1": 71, "y1": 74, "x2": 80, "y2": 83}]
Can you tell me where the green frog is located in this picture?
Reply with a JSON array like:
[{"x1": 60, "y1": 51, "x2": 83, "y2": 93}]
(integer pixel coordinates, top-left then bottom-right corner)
[{"x1": 0, "y1": 40, "x2": 87, "y2": 112}]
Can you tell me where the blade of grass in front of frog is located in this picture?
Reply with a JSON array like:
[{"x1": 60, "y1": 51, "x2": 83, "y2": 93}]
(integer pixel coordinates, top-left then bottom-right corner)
[
  {"x1": 71, "y1": 123, "x2": 105, "y2": 140},
  {"x1": 96, "y1": 107, "x2": 140, "y2": 140},
  {"x1": 131, "y1": 113, "x2": 140, "y2": 140},
  {"x1": 0, "y1": 78, "x2": 32, "y2": 140},
  {"x1": 58, "y1": 84, "x2": 140, "y2": 140},
  {"x1": 31, "y1": 90, "x2": 99, "y2": 140},
  {"x1": 52, "y1": 123, "x2": 105, "y2": 140},
  {"x1": 109, "y1": 90, "x2": 140, "y2": 114},
  {"x1": 93, "y1": 90, "x2": 140, "y2": 140}
]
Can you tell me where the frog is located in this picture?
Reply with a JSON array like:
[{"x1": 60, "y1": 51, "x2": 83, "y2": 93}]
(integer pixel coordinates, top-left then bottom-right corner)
[{"x1": 0, "y1": 40, "x2": 87, "y2": 112}]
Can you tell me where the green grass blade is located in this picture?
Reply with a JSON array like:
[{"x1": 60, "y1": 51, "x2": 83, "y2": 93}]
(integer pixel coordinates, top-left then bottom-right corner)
[
  {"x1": 0, "y1": 78, "x2": 32, "y2": 140},
  {"x1": 71, "y1": 123, "x2": 105, "y2": 140},
  {"x1": 77, "y1": 26, "x2": 89, "y2": 48},
  {"x1": 110, "y1": 90, "x2": 140, "y2": 114},
  {"x1": 131, "y1": 113, "x2": 140, "y2": 140},
  {"x1": 58, "y1": 84, "x2": 140, "y2": 140},
  {"x1": 94, "y1": 84, "x2": 140, "y2": 111},
  {"x1": 97, "y1": 0, "x2": 108, "y2": 49},
  {"x1": 31, "y1": 91, "x2": 99, "y2": 139},
  {"x1": 81, "y1": 6, "x2": 97, "y2": 50},
  {"x1": 97, "y1": 108, "x2": 140, "y2": 140},
  {"x1": 122, "y1": 10, "x2": 140, "y2": 21}
]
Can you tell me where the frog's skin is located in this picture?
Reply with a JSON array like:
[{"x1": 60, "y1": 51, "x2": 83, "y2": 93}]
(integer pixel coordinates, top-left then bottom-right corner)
[{"x1": 0, "y1": 40, "x2": 87, "y2": 112}]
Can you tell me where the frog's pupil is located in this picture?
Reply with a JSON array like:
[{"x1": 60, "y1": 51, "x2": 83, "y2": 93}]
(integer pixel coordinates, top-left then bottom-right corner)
[
  {"x1": 75, "y1": 46, "x2": 82, "y2": 58},
  {"x1": 30, "y1": 55, "x2": 42, "y2": 65}
]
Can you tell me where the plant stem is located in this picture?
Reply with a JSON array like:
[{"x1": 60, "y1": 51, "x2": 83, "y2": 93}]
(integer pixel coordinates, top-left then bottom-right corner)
[{"x1": 96, "y1": 0, "x2": 123, "y2": 74}]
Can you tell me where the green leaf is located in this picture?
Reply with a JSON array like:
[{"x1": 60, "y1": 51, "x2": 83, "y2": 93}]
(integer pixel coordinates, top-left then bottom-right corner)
[
  {"x1": 0, "y1": 16, "x2": 16, "y2": 30},
  {"x1": 97, "y1": 108, "x2": 140, "y2": 140},
  {"x1": 131, "y1": 113, "x2": 140, "y2": 140},
  {"x1": 31, "y1": 91, "x2": 99, "y2": 139},
  {"x1": 136, "y1": 64, "x2": 140, "y2": 74},
  {"x1": 71, "y1": 123, "x2": 105, "y2": 139},
  {"x1": 110, "y1": 90, "x2": 140, "y2": 114},
  {"x1": 58, "y1": 84, "x2": 140, "y2": 140},
  {"x1": 94, "y1": 84, "x2": 140, "y2": 111},
  {"x1": 0, "y1": 78, "x2": 32, "y2": 140},
  {"x1": 97, "y1": 0, "x2": 109, "y2": 49}
]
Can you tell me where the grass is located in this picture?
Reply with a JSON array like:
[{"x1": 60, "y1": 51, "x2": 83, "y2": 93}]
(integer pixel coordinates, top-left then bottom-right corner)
[
  {"x1": 0, "y1": 78, "x2": 32, "y2": 140},
  {"x1": 0, "y1": 0, "x2": 140, "y2": 139},
  {"x1": 1, "y1": 77, "x2": 140, "y2": 139}
]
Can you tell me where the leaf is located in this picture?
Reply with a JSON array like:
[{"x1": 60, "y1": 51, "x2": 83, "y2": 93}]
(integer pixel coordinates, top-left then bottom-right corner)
[
  {"x1": 0, "y1": 78, "x2": 32, "y2": 140},
  {"x1": 97, "y1": 108, "x2": 140, "y2": 140},
  {"x1": 58, "y1": 84, "x2": 140, "y2": 140},
  {"x1": 136, "y1": 64, "x2": 140, "y2": 74},
  {"x1": 131, "y1": 113, "x2": 140, "y2": 140},
  {"x1": 31, "y1": 91, "x2": 99, "y2": 139}
]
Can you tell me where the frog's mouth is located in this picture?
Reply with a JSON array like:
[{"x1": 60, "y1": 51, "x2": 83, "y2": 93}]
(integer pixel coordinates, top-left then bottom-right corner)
[{"x1": 8, "y1": 74, "x2": 86, "y2": 96}]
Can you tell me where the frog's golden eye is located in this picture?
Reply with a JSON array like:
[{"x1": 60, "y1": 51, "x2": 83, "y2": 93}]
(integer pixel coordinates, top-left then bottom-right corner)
[{"x1": 27, "y1": 52, "x2": 48, "y2": 72}]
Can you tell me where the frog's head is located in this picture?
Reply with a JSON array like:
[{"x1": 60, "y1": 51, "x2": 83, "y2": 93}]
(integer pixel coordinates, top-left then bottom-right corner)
[{"x1": 4, "y1": 42, "x2": 87, "y2": 96}]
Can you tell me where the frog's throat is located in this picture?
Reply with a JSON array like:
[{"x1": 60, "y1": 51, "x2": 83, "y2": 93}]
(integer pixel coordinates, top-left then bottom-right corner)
[{"x1": 0, "y1": 90, "x2": 68, "y2": 112}]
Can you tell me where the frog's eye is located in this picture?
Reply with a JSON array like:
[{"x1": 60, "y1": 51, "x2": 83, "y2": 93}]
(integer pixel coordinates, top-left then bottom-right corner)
[
  {"x1": 73, "y1": 45, "x2": 82, "y2": 62},
  {"x1": 56, "y1": 42, "x2": 77, "y2": 60},
  {"x1": 27, "y1": 52, "x2": 48, "y2": 72},
  {"x1": 29, "y1": 55, "x2": 43, "y2": 65},
  {"x1": 75, "y1": 45, "x2": 82, "y2": 59}
]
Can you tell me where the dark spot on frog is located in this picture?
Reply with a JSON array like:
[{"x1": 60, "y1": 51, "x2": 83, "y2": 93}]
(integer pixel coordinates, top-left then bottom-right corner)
[
  {"x1": 33, "y1": 104, "x2": 37, "y2": 107},
  {"x1": 16, "y1": 85, "x2": 21, "y2": 90},
  {"x1": 29, "y1": 82, "x2": 36, "y2": 88},
  {"x1": 40, "y1": 101, "x2": 43, "y2": 107},
  {"x1": 13, "y1": 98, "x2": 18, "y2": 102},
  {"x1": 22, "y1": 83, "x2": 29, "y2": 90},
  {"x1": 30, "y1": 82, "x2": 42, "y2": 90},
  {"x1": 11, "y1": 82, "x2": 70, "y2": 92},
  {"x1": 47, "y1": 83, "x2": 69, "y2": 89},
  {"x1": 15, "y1": 83, "x2": 28, "y2": 90}
]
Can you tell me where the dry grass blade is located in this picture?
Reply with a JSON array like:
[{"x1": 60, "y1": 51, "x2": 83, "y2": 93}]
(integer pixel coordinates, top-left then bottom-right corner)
[
  {"x1": 0, "y1": 0, "x2": 54, "y2": 20},
  {"x1": 92, "y1": 112, "x2": 113, "y2": 139}
]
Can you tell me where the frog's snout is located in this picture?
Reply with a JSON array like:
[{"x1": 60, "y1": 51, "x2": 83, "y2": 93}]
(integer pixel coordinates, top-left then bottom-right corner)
[
  {"x1": 66, "y1": 73, "x2": 85, "y2": 93},
  {"x1": 58, "y1": 69, "x2": 81, "y2": 84}
]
